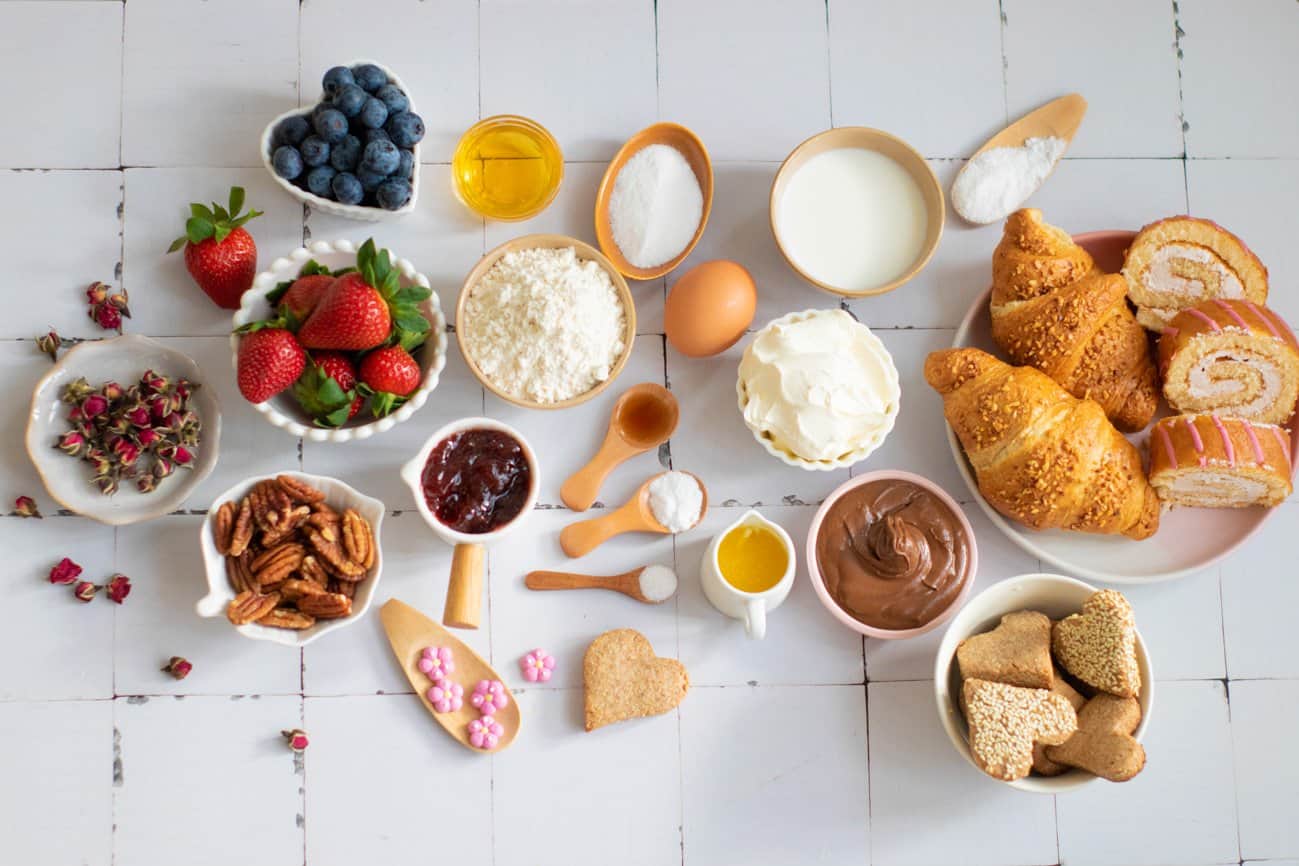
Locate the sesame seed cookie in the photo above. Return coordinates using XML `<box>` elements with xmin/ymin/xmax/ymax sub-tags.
<box><xmin>1052</xmin><ymin>590</ymin><xmax>1141</xmax><ymax>698</ymax></box>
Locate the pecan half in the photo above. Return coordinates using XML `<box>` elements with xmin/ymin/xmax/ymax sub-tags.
<box><xmin>276</xmin><ymin>474</ymin><xmax>326</xmax><ymax>505</ymax></box>
<box><xmin>226</xmin><ymin>551</ymin><xmax>256</xmax><ymax>594</ymax></box>
<box><xmin>251</xmin><ymin>542</ymin><xmax>305</xmax><ymax>587</ymax></box>
<box><xmin>261</xmin><ymin>505</ymin><xmax>311</xmax><ymax>547</ymax></box>
<box><xmin>227</xmin><ymin>591</ymin><xmax>281</xmax><ymax>625</ymax></box>
<box><xmin>297</xmin><ymin>592</ymin><xmax>352</xmax><ymax>619</ymax></box>
<box><xmin>257</xmin><ymin>607</ymin><xmax>316</xmax><ymax>630</ymax></box>
<box><xmin>212</xmin><ymin>500</ymin><xmax>236</xmax><ymax>555</ymax></box>
<box><xmin>279</xmin><ymin>577</ymin><xmax>328</xmax><ymax>602</ymax></box>
<box><xmin>299</xmin><ymin>555</ymin><xmax>330</xmax><ymax>588</ymax></box>
<box><xmin>310</xmin><ymin>500</ymin><xmax>339</xmax><ymax>520</ymax></box>
<box><xmin>341</xmin><ymin>509</ymin><xmax>376</xmax><ymax>570</ymax></box>
<box><xmin>227</xmin><ymin>497</ymin><xmax>254</xmax><ymax>557</ymax></box>
<box><xmin>249</xmin><ymin>480</ymin><xmax>293</xmax><ymax>531</ymax></box>
<box><xmin>330</xmin><ymin>578</ymin><xmax>356</xmax><ymax>599</ymax></box>
<box><xmin>305</xmin><ymin>527</ymin><xmax>366</xmax><ymax>579</ymax></box>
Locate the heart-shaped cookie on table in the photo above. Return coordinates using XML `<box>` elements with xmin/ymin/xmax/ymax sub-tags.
<box><xmin>1052</xmin><ymin>589</ymin><xmax>1141</xmax><ymax>698</ymax></box>
<box><xmin>583</xmin><ymin>629</ymin><xmax>689</xmax><ymax>732</ymax></box>
<box><xmin>961</xmin><ymin>678</ymin><xmax>1078</xmax><ymax>781</ymax></box>
<box><xmin>956</xmin><ymin>610</ymin><xmax>1053</xmax><ymax>689</ymax></box>
<box><xmin>1045</xmin><ymin>693</ymin><xmax>1146</xmax><ymax>782</ymax></box>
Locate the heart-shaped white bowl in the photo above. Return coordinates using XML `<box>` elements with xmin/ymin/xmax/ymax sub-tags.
<box><xmin>195</xmin><ymin>471</ymin><xmax>384</xmax><ymax>647</ymax></box>
<box><xmin>260</xmin><ymin>59</ymin><xmax>420</xmax><ymax>221</ymax></box>
<box><xmin>231</xmin><ymin>238</ymin><xmax>447</xmax><ymax>443</ymax></box>
<box><xmin>25</xmin><ymin>335</ymin><xmax>221</xmax><ymax>525</ymax></box>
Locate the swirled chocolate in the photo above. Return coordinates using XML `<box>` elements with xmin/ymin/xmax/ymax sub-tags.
<box><xmin>816</xmin><ymin>479</ymin><xmax>972</xmax><ymax>630</ymax></box>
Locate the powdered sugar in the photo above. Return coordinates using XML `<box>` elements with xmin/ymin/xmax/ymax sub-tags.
<box><xmin>647</xmin><ymin>471</ymin><xmax>703</xmax><ymax>533</ymax></box>
<box><xmin>951</xmin><ymin>136</ymin><xmax>1066</xmax><ymax>225</ymax></box>
<box><xmin>608</xmin><ymin>144</ymin><xmax>703</xmax><ymax>269</ymax></box>
<box><xmin>461</xmin><ymin>246</ymin><xmax>626</xmax><ymax>404</ymax></box>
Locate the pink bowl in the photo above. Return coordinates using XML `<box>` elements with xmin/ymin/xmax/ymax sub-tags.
<box><xmin>805</xmin><ymin>470</ymin><xmax>979</xmax><ymax>639</ymax></box>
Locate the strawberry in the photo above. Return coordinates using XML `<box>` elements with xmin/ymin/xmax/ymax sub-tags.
<box><xmin>292</xmin><ymin>351</ymin><xmax>363</xmax><ymax>427</ymax></box>
<box><xmin>296</xmin><ymin>239</ymin><xmax>432</xmax><ymax>352</ymax></box>
<box><xmin>236</xmin><ymin>328</ymin><xmax>306</xmax><ymax>404</ymax></box>
<box><xmin>278</xmin><ymin>274</ymin><xmax>336</xmax><ymax>321</ymax></box>
<box><xmin>167</xmin><ymin>187</ymin><xmax>263</xmax><ymax>310</ymax></box>
<box><xmin>358</xmin><ymin>345</ymin><xmax>422</xmax><ymax>417</ymax></box>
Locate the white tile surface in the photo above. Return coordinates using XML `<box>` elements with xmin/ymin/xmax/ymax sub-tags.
<box><xmin>1003</xmin><ymin>0</ymin><xmax>1183</xmax><ymax>158</ymax></box>
<box><xmin>1026</xmin><ymin>157</ymin><xmax>1189</xmax><ymax>231</ymax></box>
<box><xmin>122</xmin><ymin>0</ymin><xmax>299</xmax><ymax>167</ymax></box>
<box><xmin>1123</xmin><ymin>564</ymin><xmax>1225</xmax><ymax>681</ymax></box>
<box><xmin>0</xmin><ymin>170</ymin><xmax>123</xmax><ymax>339</ymax></box>
<box><xmin>1055</xmin><ymin>680</ymin><xmax>1239</xmax><ymax>866</ymax></box>
<box><xmin>0</xmin><ymin>700</ymin><xmax>112</xmax><ymax>866</ymax></box>
<box><xmin>300</xmin><ymin>0</ymin><xmax>479</xmax><ymax>163</ymax></box>
<box><xmin>480</xmin><ymin>0</ymin><xmax>657</xmax><ymax>162</ymax></box>
<box><xmin>1232</xmin><ymin>679</ymin><xmax>1299</xmax><ymax>861</ymax></box>
<box><xmin>1</xmin><ymin>342</ymin><xmax>57</xmax><ymax>499</ymax></box>
<box><xmin>114</xmin><ymin>694</ymin><xmax>303</xmax><ymax>866</ymax></box>
<box><xmin>658</xmin><ymin>0</ymin><xmax>832</xmax><ymax>161</ymax></box>
<box><xmin>828</xmin><ymin>0</ymin><xmax>1005</xmax><ymax>158</ymax></box>
<box><xmin>1180</xmin><ymin>0</ymin><xmax>1299</xmax><ymax>158</ymax></box>
<box><xmin>680</xmin><ymin>685</ymin><xmax>868</xmax><ymax>866</ymax></box>
<box><xmin>0</xmin><ymin>2</ymin><xmax>122</xmax><ymax>169</ymax></box>
<box><xmin>304</xmin><ymin>694</ymin><xmax>493</xmax><ymax>866</ymax></box>
<box><xmin>867</xmin><ymin>680</ymin><xmax>1059</xmax><ymax>866</ymax></box>
<box><xmin>1221</xmin><ymin>507</ymin><xmax>1299</xmax><ymax>680</ymax></box>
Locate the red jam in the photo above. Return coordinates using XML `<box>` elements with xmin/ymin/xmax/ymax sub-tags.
<box><xmin>421</xmin><ymin>428</ymin><xmax>531</xmax><ymax>534</ymax></box>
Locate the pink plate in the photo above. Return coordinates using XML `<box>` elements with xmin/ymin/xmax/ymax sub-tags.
<box><xmin>947</xmin><ymin>230</ymin><xmax>1297</xmax><ymax>584</ymax></box>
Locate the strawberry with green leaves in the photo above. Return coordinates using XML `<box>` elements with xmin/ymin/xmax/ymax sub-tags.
<box><xmin>296</xmin><ymin>239</ymin><xmax>431</xmax><ymax>351</ymax></box>
<box><xmin>168</xmin><ymin>187</ymin><xmax>263</xmax><ymax>310</ymax></box>
<box><xmin>292</xmin><ymin>351</ymin><xmax>363</xmax><ymax>427</ymax></box>
<box><xmin>236</xmin><ymin>328</ymin><xmax>306</xmax><ymax>404</ymax></box>
<box><xmin>358</xmin><ymin>345</ymin><xmax>421</xmax><ymax>417</ymax></box>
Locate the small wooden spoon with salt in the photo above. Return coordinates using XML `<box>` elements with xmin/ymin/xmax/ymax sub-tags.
<box><xmin>559</xmin><ymin>471</ymin><xmax>707</xmax><ymax>558</ymax></box>
<box><xmin>525</xmin><ymin>564</ymin><xmax>679</xmax><ymax>604</ymax></box>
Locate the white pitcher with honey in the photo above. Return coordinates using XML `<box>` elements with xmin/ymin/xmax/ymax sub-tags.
<box><xmin>700</xmin><ymin>510</ymin><xmax>795</xmax><ymax>640</ymax></box>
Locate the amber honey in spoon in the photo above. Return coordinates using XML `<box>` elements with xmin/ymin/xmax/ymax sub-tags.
<box><xmin>560</xmin><ymin>383</ymin><xmax>679</xmax><ymax>511</ymax></box>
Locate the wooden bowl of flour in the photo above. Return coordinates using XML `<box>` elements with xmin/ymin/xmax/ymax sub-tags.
<box><xmin>456</xmin><ymin>234</ymin><xmax>636</xmax><ymax>411</ymax></box>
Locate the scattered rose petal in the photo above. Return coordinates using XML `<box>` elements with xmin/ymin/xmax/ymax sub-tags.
<box><xmin>49</xmin><ymin>558</ymin><xmax>82</xmax><ymax>585</ymax></box>
<box><xmin>106</xmin><ymin>574</ymin><xmax>132</xmax><ymax>604</ymax></box>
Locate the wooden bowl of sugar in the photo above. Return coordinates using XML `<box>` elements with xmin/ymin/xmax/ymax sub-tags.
<box><xmin>595</xmin><ymin>122</ymin><xmax>714</xmax><ymax>281</ymax></box>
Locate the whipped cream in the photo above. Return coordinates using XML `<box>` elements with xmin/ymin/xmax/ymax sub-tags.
<box><xmin>738</xmin><ymin>309</ymin><xmax>900</xmax><ymax>463</ymax></box>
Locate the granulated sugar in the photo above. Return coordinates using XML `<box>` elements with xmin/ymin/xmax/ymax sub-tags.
<box><xmin>647</xmin><ymin>471</ymin><xmax>703</xmax><ymax>533</ymax></box>
<box><xmin>608</xmin><ymin>144</ymin><xmax>703</xmax><ymax>269</ymax></box>
<box><xmin>951</xmin><ymin>136</ymin><xmax>1066</xmax><ymax>225</ymax></box>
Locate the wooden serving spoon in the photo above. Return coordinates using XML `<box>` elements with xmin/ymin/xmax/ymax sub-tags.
<box><xmin>525</xmin><ymin>564</ymin><xmax>679</xmax><ymax>604</ymax></box>
<box><xmin>559</xmin><ymin>471</ymin><xmax>708</xmax><ymax>558</ymax></box>
<box><xmin>380</xmin><ymin>599</ymin><xmax>520</xmax><ymax>753</ymax></box>
<box><xmin>952</xmin><ymin>93</ymin><xmax>1087</xmax><ymax>224</ymax></box>
<box><xmin>561</xmin><ymin>383</ymin><xmax>679</xmax><ymax>512</ymax></box>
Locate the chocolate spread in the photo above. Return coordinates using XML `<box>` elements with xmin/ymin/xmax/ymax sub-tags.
<box><xmin>816</xmin><ymin>479</ymin><xmax>972</xmax><ymax>630</ymax></box>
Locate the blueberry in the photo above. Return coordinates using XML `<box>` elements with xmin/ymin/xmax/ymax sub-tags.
<box><xmin>312</xmin><ymin>108</ymin><xmax>349</xmax><ymax>144</ymax></box>
<box><xmin>271</xmin><ymin>145</ymin><xmax>304</xmax><ymax>181</ymax></box>
<box><xmin>360</xmin><ymin>139</ymin><xmax>400</xmax><ymax>175</ymax></box>
<box><xmin>331</xmin><ymin>172</ymin><xmax>364</xmax><ymax>206</ymax></box>
<box><xmin>374</xmin><ymin>83</ymin><xmax>409</xmax><ymax>115</ymax></box>
<box><xmin>363</xmin><ymin>128</ymin><xmax>391</xmax><ymax>145</ymax></box>
<box><xmin>333</xmin><ymin>84</ymin><xmax>367</xmax><ymax>119</ymax></box>
<box><xmin>305</xmin><ymin>165</ymin><xmax>337</xmax><ymax>198</ymax></box>
<box><xmin>357</xmin><ymin>167</ymin><xmax>387</xmax><ymax>192</ymax></box>
<box><xmin>397</xmin><ymin>148</ymin><xmax>415</xmax><ymax>179</ymax></box>
<box><xmin>376</xmin><ymin>177</ymin><xmax>413</xmax><ymax>211</ymax></box>
<box><xmin>299</xmin><ymin>135</ymin><xmax>331</xmax><ymax>167</ymax></box>
<box><xmin>329</xmin><ymin>134</ymin><xmax>362</xmax><ymax>172</ymax></box>
<box><xmin>274</xmin><ymin>114</ymin><xmax>310</xmax><ymax>147</ymax></box>
<box><xmin>321</xmin><ymin>66</ymin><xmax>356</xmax><ymax>98</ymax></box>
<box><xmin>359</xmin><ymin>97</ymin><xmax>389</xmax><ymax>130</ymax></box>
<box><xmin>352</xmin><ymin>63</ymin><xmax>388</xmax><ymax>93</ymax></box>
<box><xmin>385</xmin><ymin>111</ymin><xmax>425</xmax><ymax>147</ymax></box>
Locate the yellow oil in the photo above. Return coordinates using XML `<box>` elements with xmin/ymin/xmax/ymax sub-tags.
<box><xmin>717</xmin><ymin>524</ymin><xmax>788</xmax><ymax>593</ymax></box>
<box><xmin>452</xmin><ymin>116</ymin><xmax>563</xmax><ymax>220</ymax></box>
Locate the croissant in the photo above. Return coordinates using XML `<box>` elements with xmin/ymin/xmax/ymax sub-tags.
<box><xmin>924</xmin><ymin>348</ymin><xmax>1161</xmax><ymax>540</ymax></box>
<box><xmin>990</xmin><ymin>209</ymin><xmax>1159</xmax><ymax>432</ymax></box>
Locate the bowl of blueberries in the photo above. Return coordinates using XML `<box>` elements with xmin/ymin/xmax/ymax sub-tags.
<box><xmin>262</xmin><ymin>60</ymin><xmax>425</xmax><ymax>220</ymax></box>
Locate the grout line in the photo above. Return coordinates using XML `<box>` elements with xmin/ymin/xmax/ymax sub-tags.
<box><xmin>997</xmin><ymin>0</ymin><xmax>1010</xmax><ymax>126</ymax></box>
<box><xmin>1172</xmin><ymin>0</ymin><xmax>1189</xmax><ymax>158</ymax></box>
<box><xmin>653</xmin><ymin>0</ymin><xmax>662</xmax><ymax>122</ymax></box>
<box><xmin>823</xmin><ymin>0</ymin><xmax>834</xmax><ymax>127</ymax></box>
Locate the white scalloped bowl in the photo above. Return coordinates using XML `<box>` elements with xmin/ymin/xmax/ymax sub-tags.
<box><xmin>195</xmin><ymin>471</ymin><xmax>384</xmax><ymax>647</ymax></box>
<box><xmin>735</xmin><ymin>309</ymin><xmax>900</xmax><ymax>470</ymax></box>
<box><xmin>231</xmin><ymin>239</ymin><xmax>446</xmax><ymax>442</ymax></box>
<box><xmin>260</xmin><ymin>59</ymin><xmax>420</xmax><ymax>221</ymax></box>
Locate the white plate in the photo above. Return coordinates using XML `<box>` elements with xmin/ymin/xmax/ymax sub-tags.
<box><xmin>25</xmin><ymin>335</ymin><xmax>221</xmax><ymax>525</ymax></box>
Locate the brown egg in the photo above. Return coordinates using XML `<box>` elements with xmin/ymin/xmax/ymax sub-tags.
<box><xmin>664</xmin><ymin>260</ymin><xmax>756</xmax><ymax>357</ymax></box>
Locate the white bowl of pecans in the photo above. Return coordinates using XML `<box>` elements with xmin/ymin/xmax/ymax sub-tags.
<box><xmin>196</xmin><ymin>471</ymin><xmax>384</xmax><ymax>646</ymax></box>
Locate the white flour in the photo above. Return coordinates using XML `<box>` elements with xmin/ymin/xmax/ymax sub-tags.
<box><xmin>951</xmin><ymin>136</ymin><xmax>1066</xmax><ymax>225</ymax></box>
<box><xmin>462</xmin><ymin>246</ymin><xmax>626</xmax><ymax>404</ymax></box>
<box><xmin>608</xmin><ymin>144</ymin><xmax>703</xmax><ymax>269</ymax></box>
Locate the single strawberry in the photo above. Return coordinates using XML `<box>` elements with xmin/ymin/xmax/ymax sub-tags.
<box><xmin>167</xmin><ymin>186</ymin><xmax>263</xmax><ymax>310</ymax></box>
<box><xmin>358</xmin><ymin>345</ymin><xmax>422</xmax><ymax>417</ymax></box>
<box><xmin>278</xmin><ymin>274</ymin><xmax>336</xmax><ymax>321</ymax></box>
<box><xmin>236</xmin><ymin>328</ymin><xmax>306</xmax><ymax>403</ymax></box>
<box><xmin>292</xmin><ymin>351</ymin><xmax>363</xmax><ymax>427</ymax></box>
<box><xmin>296</xmin><ymin>239</ymin><xmax>432</xmax><ymax>351</ymax></box>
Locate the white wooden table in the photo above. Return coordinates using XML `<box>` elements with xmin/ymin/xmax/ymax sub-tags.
<box><xmin>1</xmin><ymin>2</ymin><xmax>1296</xmax><ymax>864</ymax></box>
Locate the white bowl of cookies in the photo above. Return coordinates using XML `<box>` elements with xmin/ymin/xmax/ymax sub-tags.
<box><xmin>933</xmin><ymin>573</ymin><xmax>1153</xmax><ymax>793</ymax></box>
<box><xmin>195</xmin><ymin>471</ymin><xmax>384</xmax><ymax>647</ymax></box>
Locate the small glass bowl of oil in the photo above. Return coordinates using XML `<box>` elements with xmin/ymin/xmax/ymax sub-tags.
<box><xmin>451</xmin><ymin>115</ymin><xmax>563</xmax><ymax>221</ymax></box>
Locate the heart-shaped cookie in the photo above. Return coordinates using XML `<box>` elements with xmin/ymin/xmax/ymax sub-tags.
<box><xmin>1052</xmin><ymin>590</ymin><xmax>1141</xmax><ymax>698</ymax></box>
<box><xmin>1032</xmin><ymin>669</ymin><xmax>1087</xmax><ymax>776</ymax></box>
<box><xmin>956</xmin><ymin>610</ymin><xmax>1053</xmax><ymax>689</ymax></box>
<box><xmin>961</xmin><ymin>678</ymin><xmax>1077</xmax><ymax>781</ymax></box>
<box><xmin>583</xmin><ymin>629</ymin><xmax>689</xmax><ymax>732</ymax></box>
<box><xmin>1045</xmin><ymin>693</ymin><xmax>1145</xmax><ymax>781</ymax></box>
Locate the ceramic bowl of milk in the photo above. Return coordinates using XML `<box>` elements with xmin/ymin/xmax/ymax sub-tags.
<box><xmin>770</xmin><ymin>127</ymin><xmax>944</xmax><ymax>297</ymax></box>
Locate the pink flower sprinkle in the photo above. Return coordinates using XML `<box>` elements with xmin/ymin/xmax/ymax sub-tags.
<box><xmin>471</xmin><ymin>679</ymin><xmax>508</xmax><ymax>714</ymax></box>
<box><xmin>520</xmin><ymin>649</ymin><xmax>556</xmax><ymax>683</ymax></box>
<box><xmin>427</xmin><ymin>681</ymin><xmax>463</xmax><ymax>713</ymax></box>
<box><xmin>417</xmin><ymin>646</ymin><xmax>454</xmax><ymax>682</ymax></box>
<box><xmin>468</xmin><ymin>716</ymin><xmax>504</xmax><ymax>750</ymax></box>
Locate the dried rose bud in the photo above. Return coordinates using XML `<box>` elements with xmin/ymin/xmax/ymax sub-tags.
<box><xmin>281</xmin><ymin>729</ymin><xmax>309</xmax><ymax>753</ymax></box>
<box><xmin>137</xmin><ymin>427</ymin><xmax>160</xmax><ymax>448</ymax></box>
<box><xmin>108</xmin><ymin>289</ymin><xmax>130</xmax><ymax>317</ymax></box>
<box><xmin>125</xmin><ymin>406</ymin><xmax>150</xmax><ymax>428</ymax></box>
<box><xmin>49</xmin><ymin>558</ymin><xmax>82</xmax><ymax>585</ymax></box>
<box><xmin>175</xmin><ymin>379</ymin><xmax>194</xmax><ymax>399</ymax></box>
<box><xmin>86</xmin><ymin>282</ymin><xmax>110</xmax><ymax>306</ymax></box>
<box><xmin>112</xmin><ymin>439</ymin><xmax>141</xmax><ymax>466</ymax></box>
<box><xmin>172</xmin><ymin>445</ymin><xmax>194</xmax><ymax>467</ymax></box>
<box><xmin>106</xmin><ymin>574</ymin><xmax>131</xmax><ymax>604</ymax></box>
<box><xmin>101</xmin><ymin>382</ymin><xmax>125</xmax><ymax>402</ymax></box>
<box><xmin>56</xmin><ymin>430</ymin><xmax>87</xmax><ymax>457</ymax></box>
<box><xmin>72</xmin><ymin>580</ymin><xmax>98</xmax><ymax>602</ymax></box>
<box><xmin>14</xmin><ymin>496</ymin><xmax>41</xmax><ymax>518</ymax></box>
<box><xmin>140</xmin><ymin>370</ymin><xmax>167</xmax><ymax>393</ymax></box>
<box><xmin>92</xmin><ymin>303</ymin><xmax>122</xmax><ymax>333</ymax></box>
<box><xmin>152</xmin><ymin>457</ymin><xmax>175</xmax><ymax>480</ymax></box>
<box><xmin>81</xmin><ymin>394</ymin><xmax>109</xmax><ymax>418</ymax></box>
<box><xmin>62</xmin><ymin>378</ymin><xmax>93</xmax><ymax>404</ymax></box>
<box><xmin>162</xmin><ymin>657</ymin><xmax>192</xmax><ymax>680</ymax></box>
<box><xmin>95</xmin><ymin>475</ymin><xmax>119</xmax><ymax>496</ymax></box>
<box><xmin>35</xmin><ymin>331</ymin><xmax>62</xmax><ymax>362</ymax></box>
<box><xmin>135</xmin><ymin>474</ymin><xmax>157</xmax><ymax>493</ymax></box>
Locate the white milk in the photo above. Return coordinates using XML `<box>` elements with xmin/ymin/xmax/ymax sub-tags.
<box><xmin>776</xmin><ymin>147</ymin><xmax>929</xmax><ymax>292</ymax></box>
